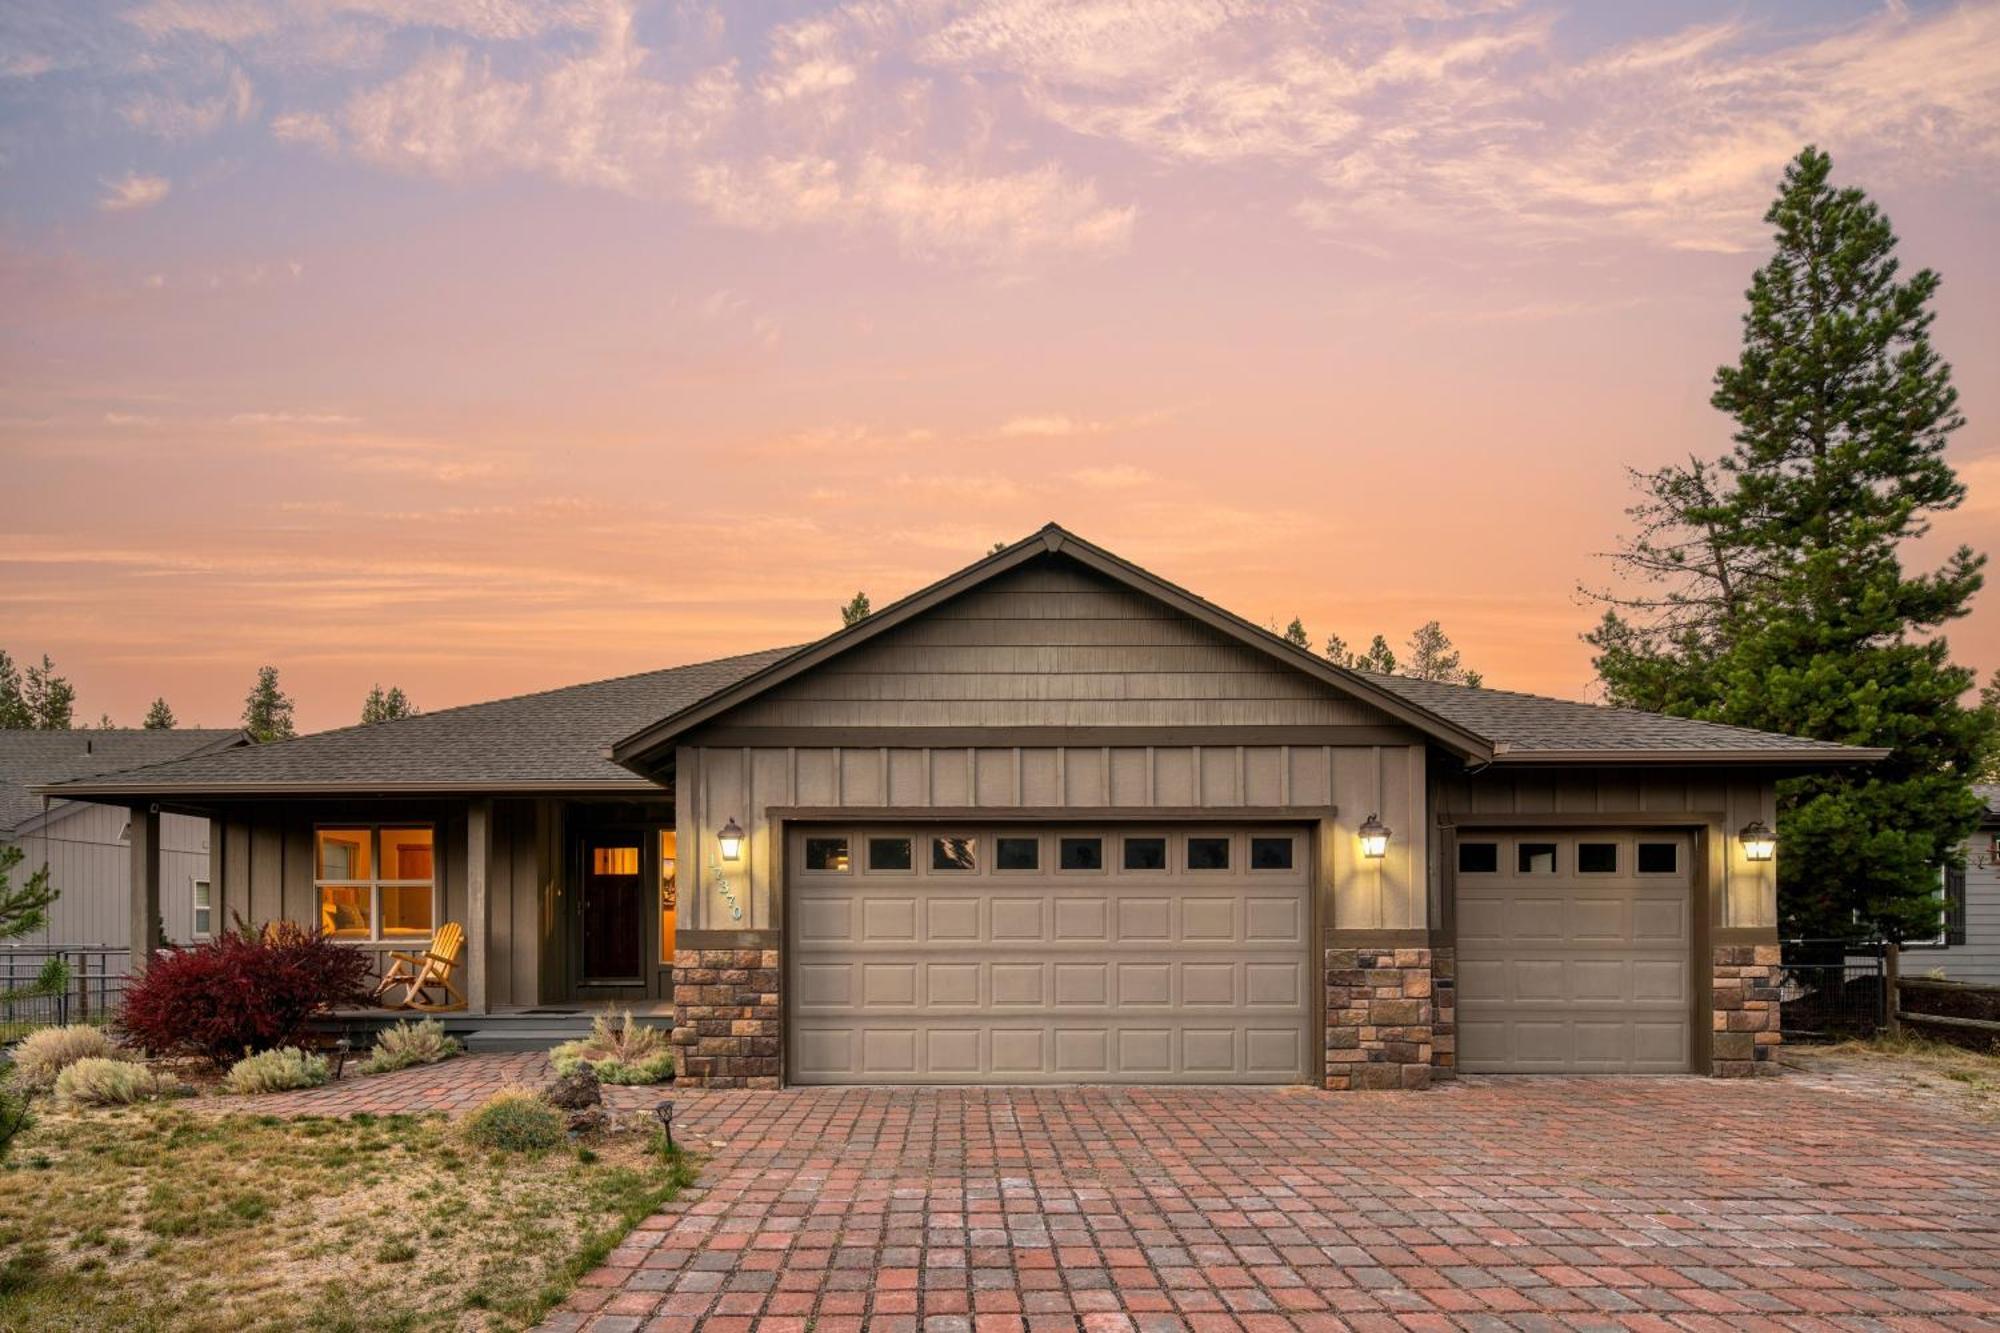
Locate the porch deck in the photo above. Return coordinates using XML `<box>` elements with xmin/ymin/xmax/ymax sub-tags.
<box><xmin>311</xmin><ymin>998</ymin><xmax>674</xmax><ymax>1053</ymax></box>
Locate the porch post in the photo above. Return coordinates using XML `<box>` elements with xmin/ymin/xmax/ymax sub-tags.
<box><xmin>128</xmin><ymin>804</ymin><xmax>162</xmax><ymax>975</ymax></box>
<box><xmin>467</xmin><ymin>799</ymin><xmax>491</xmax><ymax>1015</ymax></box>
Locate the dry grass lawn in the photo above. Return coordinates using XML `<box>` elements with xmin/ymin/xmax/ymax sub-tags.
<box><xmin>0</xmin><ymin>1104</ymin><xmax>695</xmax><ymax>1332</ymax></box>
<box><xmin>1796</xmin><ymin>1032</ymin><xmax>2000</xmax><ymax>1119</ymax></box>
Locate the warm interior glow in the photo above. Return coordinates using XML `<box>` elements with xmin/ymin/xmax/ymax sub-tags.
<box><xmin>315</xmin><ymin>825</ymin><xmax>434</xmax><ymax>941</ymax></box>
<box><xmin>317</xmin><ymin>829</ymin><xmax>370</xmax><ymax>881</ymax></box>
<box><xmin>381</xmin><ymin>826</ymin><xmax>435</xmax><ymax>880</ymax></box>
<box><xmin>659</xmin><ymin>830</ymin><xmax>678</xmax><ymax>966</ymax></box>
<box><xmin>593</xmin><ymin>846</ymin><xmax>639</xmax><ymax>875</ymax></box>
<box><xmin>318</xmin><ymin>884</ymin><xmax>370</xmax><ymax>938</ymax></box>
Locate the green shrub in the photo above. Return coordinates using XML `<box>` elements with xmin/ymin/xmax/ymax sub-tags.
<box><xmin>461</xmin><ymin>1089</ymin><xmax>564</xmax><ymax>1152</ymax></box>
<box><xmin>11</xmin><ymin>1025</ymin><xmax>118</xmax><ymax>1091</ymax></box>
<box><xmin>54</xmin><ymin>1058</ymin><xmax>186</xmax><ymax>1107</ymax></box>
<box><xmin>549</xmin><ymin>1011</ymin><xmax>674</xmax><ymax>1085</ymax></box>
<box><xmin>358</xmin><ymin>1019</ymin><xmax>462</xmax><ymax>1075</ymax></box>
<box><xmin>223</xmin><ymin>1047</ymin><xmax>329</xmax><ymax>1095</ymax></box>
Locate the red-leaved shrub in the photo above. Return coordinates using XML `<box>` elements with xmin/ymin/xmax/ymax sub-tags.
<box><xmin>120</xmin><ymin>920</ymin><xmax>372</xmax><ymax>1066</ymax></box>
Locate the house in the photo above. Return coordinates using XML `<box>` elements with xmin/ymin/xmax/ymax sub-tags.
<box><xmin>1</xmin><ymin>728</ymin><xmax>246</xmax><ymax>964</ymax></box>
<box><xmin>46</xmin><ymin>526</ymin><xmax>1883</xmax><ymax>1088</ymax></box>
<box><xmin>1903</xmin><ymin>784</ymin><xmax>2000</xmax><ymax>984</ymax></box>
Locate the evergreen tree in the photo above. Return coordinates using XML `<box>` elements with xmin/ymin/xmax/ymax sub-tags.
<box><xmin>1355</xmin><ymin>635</ymin><xmax>1398</xmax><ymax>675</ymax></box>
<box><xmin>361</xmin><ymin>684</ymin><xmax>419</xmax><ymax>724</ymax></box>
<box><xmin>1978</xmin><ymin>671</ymin><xmax>2000</xmax><ymax>784</ymax></box>
<box><xmin>142</xmin><ymin>697</ymin><xmax>177</xmax><ymax>730</ymax></box>
<box><xmin>242</xmin><ymin>666</ymin><xmax>297</xmax><ymax>743</ymax></box>
<box><xmin>840</xmin><ymin>591</ymin><xmax>871</xmax><ymax>627</ymax></box>
<box><xmin>1324</xmin><ymin>632</ymin><xmax>1352</xmax><ymax>667</ymax></box>
<box><xmin>0</xmin><ymin>844</ymin><xmax>66</xmax><ymax>1158</ymax></box>
<box><xmin>1281</xmin><ymin>617</ymin><xmax>1310</xmax><ymax>649</ymax></box>
<box><xmin>18</xmin><ymin>655</ymin><xmax>73</xmax><ymax>730</ymax></box>
<box><xmin>1404</xmin><ymin>621</ymin><xmax>1483</xmax><ymax>687</ymax></box>
<box><xmin>0</xmin><ymin>652</ymin><xmax>26</xmax><ymax>729</ymax></box>
<box><xmin>1589</xmin><ymin>147</ymin><xmax>1991</xmax><ymax>942</ymax></box>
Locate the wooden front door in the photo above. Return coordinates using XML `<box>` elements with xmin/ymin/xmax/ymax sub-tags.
<box><xmin>580</xmin><ymin>836</ymin><xmax>645</xmax><ymax>985</ymax></box>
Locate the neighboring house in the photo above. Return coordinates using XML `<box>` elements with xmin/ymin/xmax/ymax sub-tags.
<box><xmin>1</xmin><ymin>729</ymin><xmax>247</xmax><ymax>961</ymax></box>
<box><xmin>1904</xmin><ymin>784</ymin><xmax>2000</xmax><ymax>984</ymax></box>
<box><xmin>48</xmin><ymin>526</ymin><xmax>1882</xmax><ymax>1089</ymax></box>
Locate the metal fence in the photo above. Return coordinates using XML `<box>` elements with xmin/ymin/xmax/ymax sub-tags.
<box><xmin>0</xmin><ymin>947</ymin><xmax>129</xmax><ymax>1036</ymax></box>
<box><xmin>1776</xmin><ymin>939</ymin><xmax>1886</xmax><ymax>1041</ymax></box>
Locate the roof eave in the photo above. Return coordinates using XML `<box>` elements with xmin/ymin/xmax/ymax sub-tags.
<box><xmin>609</xmin><ymin>524</ymin><xmax>1495</xmax><ymax>769</ymax></box>
<box><xmin>1483</xmin><ymin>746</ymin><xmax>1890</xmax><ymax>766</ymax></box>
<box><xmin>31</xmin><ymin>778</ymin><xmax>668</xmax><ymax>800</ymax></box>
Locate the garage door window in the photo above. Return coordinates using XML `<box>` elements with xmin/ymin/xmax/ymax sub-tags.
<box><xmin>1518</xmin><ymin>842</ymin><xmax>1558</xmax><ymax>874</ymax></box>
<box><xmin>996</xmin><ymin>837</ymin><xmax>1039</xmax><ymax>871</ymax></box>
<box><xmin>1059</xmin><ymin>836</ymin><xmax>1104</xmax><ymax>871</ymax></box>
<box><xmin>804</xmin><ymin>837</ymin><xmax>850</xmax><ymax>872</ymax></box>
<box><xmin>931</xmin><ymin>836</ymin><xmax>978</xmax><ymax>871</ymax></box>
<box><xmin>1457</xmin><ymin>841</ymin><xmax>1499</xmax><ymax>874</ymax></box>
<box><xmin>1122</xmin><ymin>837</ymin><xmax>1166</xmax><ymax>870</ymax></box>
<box><xmin>1250</xmin><ymin>837</ymin><xmax>1293</xmax><ymax>870</ymax></box>
<box><xmin>1637</xmin><ymin>842</ymin><xmax>1679</xmax><ymax>874</ymax></box>
<box><xmin>1187</xmin><ymin>837</ymin><xmax>1230</xmax><ymax>870</ymax></box>
<box><xmin>868</xmin><ymin>836</ymin><xmax>913</xmax><ymax>871</ymax></box>
<box><xmin>1577</xmin><ymin>842</ymin><xmax>1618</xmax><ymax>874</ymax></box>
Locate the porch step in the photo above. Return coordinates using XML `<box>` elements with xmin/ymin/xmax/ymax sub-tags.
<box><xmin>308</xmin><ymin>1008</ymin><xmax>673</xmax><ymax>1057</ymax></box>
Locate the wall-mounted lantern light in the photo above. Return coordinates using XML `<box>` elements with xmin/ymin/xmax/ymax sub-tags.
<box><xmin>1358</xmin><ymin>813</ymin><xmax>1391</xmax><ymax>859</ymax></box>
<box><xmin>717</xmin><ymin>817</ymin><xmax>745</xmax><ymax>862</ymax></box>
<box><xmin>1739</xmin><ymin>819</ymin><xmax>1777</xmax><ymax>862</ymax></box>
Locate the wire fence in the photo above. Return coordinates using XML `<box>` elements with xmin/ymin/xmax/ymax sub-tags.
<box><xmin>0</xmin><ymin>947</ymin><xmax>129</xmax><ymax>1040</ymax></box>
<box><xmin>1777</xmin><ymin>940</ymin><xmax>1887</xmax><ymax>1042</ymax></box>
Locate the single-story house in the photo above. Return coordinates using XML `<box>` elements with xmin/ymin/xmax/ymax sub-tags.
<box><xmin>46</xmin><ymin>526</ymin><xmax>1883</xmax><ymax>1088</ymax></box>
<box><xmin>2</xmin><ymin>728</ymin><xmax>245</xmax><ymax>961</ymax></box>
<box><xmin>1903</xmin><ymin>784</ymin><xmax>2000</xmax><ymax>984</ymax></box>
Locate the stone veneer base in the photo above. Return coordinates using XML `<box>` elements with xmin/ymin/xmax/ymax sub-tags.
<box><xmin>1325</xmin><ymin>947</ymin><xmax>1451</xmax><ymax>1090</ymax></box>
<box><xmin>670</xmin><ymin>947</ymin><xmax>781</xmax><ymax>1088</ymax></box>
<box><xmin>1712</xmin><ymin>943</ymin><xmax>1783</xmax><ymax>1077</ymax></box>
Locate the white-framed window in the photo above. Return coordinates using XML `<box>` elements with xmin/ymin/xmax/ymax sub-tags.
<box><xmin>192</xmin><ymin>878</ymin><xmax>212</xmax><ymax>938</ymax></box>
<box><xmin>314</xmin><ymin>825</ymin><xmax>436</xmax><ymax>942</ymax></box>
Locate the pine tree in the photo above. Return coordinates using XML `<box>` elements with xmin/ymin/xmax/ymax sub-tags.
<box><xmin>242</xmin><ymin>666</ymin><xmax>297</xmax><ymax>743</ymax></box>
<box><xmin>0</xmin><ymin>843</ymin><xmax>66</xmax><ymax>1158</ymax></box>
<box><xmin>1356</xmin><ymin>635</ymin><xmax>1398</xmax><ymax>675</ymax></box>
<box><xmin>142</xmin><ymin>697</ymin><xmax>176</xmax><ymax>730</ymax></box>
<box><xmin>361</xmin><ymin>684</ymin><xmax>419</xmax><ymax>724</ymax></box>
<box><xmin>1324</xmin><ymin>633</ymin><xmax>1352</xmax><ymax>667</ymax></box>
<box><xmin>14</xmin><ymin>655</ymin><xmax>73</xmax><ymax>730</ymax></box>
<box><xmin>1404</xmin><ymin>621</ymin><xmax>1483</xmax><ymax>687</ymax></box>
<box><xmin>1591</xmin><ymin>147</ymin><xmax>1992</xmax><ymax>942</ymax></box>
<box><xmin>840</xmin><ymin>591</ymin><xmax>871</xmax><ymax>627</ymax></box>
<box><xmin>0</xmin><ymin>652</ymin><xmax>26</xmax><ymax>729</ymax></box>
<box><xmin>1977</xmin><ymin>671</ymin><xmax>2000</xmax><ymax>784</ymax></box>
<box><xmin>1281</xmin><ymin>617</ymin><xmax>1310</xmax><ymax>649</ymax></box>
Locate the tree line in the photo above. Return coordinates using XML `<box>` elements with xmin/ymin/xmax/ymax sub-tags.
<box><xmin>0</xmin><ymin>652</ymin><xmax>420</xmax><ymax>741</ymax></box>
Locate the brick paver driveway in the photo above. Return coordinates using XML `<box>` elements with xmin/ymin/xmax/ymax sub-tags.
<box><xmin>546</xmin><ymin>1072</ymin><xmax>2000</xmax><ymax>1332</ymax></box>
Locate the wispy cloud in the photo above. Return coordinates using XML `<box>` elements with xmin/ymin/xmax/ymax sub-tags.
<box><xmin>98</xmin><ymin>172</ymin><xmax>171</xmax><ymax>211</ymax></box>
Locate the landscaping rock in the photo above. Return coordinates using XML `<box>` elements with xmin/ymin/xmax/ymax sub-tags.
<box><xmin>545</xmin><ymin>1063</ymin><xmax>602</xmax><ymax>1110</ymax></box>
<box><xmin>563</xmin><ymin>1106</ymin><xmax>609</xmax><ymax>1135</ymax></box>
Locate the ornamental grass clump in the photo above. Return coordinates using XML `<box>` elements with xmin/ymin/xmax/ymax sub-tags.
<box><xmin>223</xmin><ymin>1047</ymin><xmax>329</xmax><ymax>1095</ymax></box>
<box><xmin>54</xmin><ymin>1057</ymin><xmax>186</xmax><ymax>1107</ymax></box>
<box><xmin>549</xmin><ymin>1010</ymin><xmax>674</xmax><ymax>1086</ymax></box>
<box><xmin>358</xmin><ymin>1019</ymin><xmax>462</xmax><ymax>1075</ymax></box>
<box><xmin>462</xmin><ymin>1088</ymin><xmax>565</xmax><ymax>1153</ymax></box>
<box><xmin>11</xmin><ymin>1025</ymin><xmax>117</xmax><ymax>1091</ymax></box>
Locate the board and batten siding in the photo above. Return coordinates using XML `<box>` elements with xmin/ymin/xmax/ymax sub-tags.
<box><xmin>208</xmin><ymin>800</ymin><xmax>553</xmax><ymax>1008</ymax></box>
<box><xmin>4</xmin><ymin>803</ymin><xmax>209</xmax><ymax>952</ymax></box>
<box><xmin>1431</xmin><ymin>768</ymin><xmax>1780</xmax><ymax>931</ymax></box>
<box><xmin>676</xmin><ymin>742</ymin><xmax>1428</xmax><ymax>934</ymax></box>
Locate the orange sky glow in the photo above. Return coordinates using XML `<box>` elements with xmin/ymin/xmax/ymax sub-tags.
<box><xmin>2</xmin><ymin>0</ymin><xmax>1996</xmax><ymax>732</ymax></box>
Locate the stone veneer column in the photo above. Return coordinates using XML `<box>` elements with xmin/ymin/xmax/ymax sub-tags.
<box><xmin>1325</xmin><ymin>947</ymin><xmax>1439</xmax><ymax>1090</ymax></box>
<box><xmin>1712</xmin><ymin>944</ymin><xmax>1783</xmax><ymax>1076</ymax></box>
<box><xmin>671</xmin><ymin>945</ymin><xmax>781</xmax><ymax>1088</ymax></box>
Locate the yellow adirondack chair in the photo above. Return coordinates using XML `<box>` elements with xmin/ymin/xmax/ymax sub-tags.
<box><xmin>373</xmin><ymin>921</ymin><xmax>467</xmax><ymax>1012</ymax></box>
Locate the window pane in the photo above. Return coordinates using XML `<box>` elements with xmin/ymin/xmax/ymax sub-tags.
<box><xmin>868</xmin><ymin>837</ymin><xmax>913</xmax><ymax>871</ymax></box>
<box><xmin>1637</xmin><ymin>842</ymin><xmax>1679</xmax><ymax>874</ymax></box>
<box><xmin>1250</xmin><ymin>837</ymin><xmax>1293</xmax><ymax>870</ymax></box>
<box><xmin>1187</xmin><ymin>837</ymin><xmax>1230</xmax><ymax>870</ymax></box>
<box><xmin>380</xmin><ymin>884</ymin><xmax>433</xmax><ymax>939</ymax></box>
<box><xmin>804</xmin><ymin>837</ymin><xmax>850</xmax><ymax>871</ymax></box>
<box><xmin>193</xmin><ymin>880</ymin><xmax>211</xmax><ymax>936</ymax></box>
<box><xmin>1518</xmin><ymin>843</ymin><xmax>1558</xmax><ymax>874</ymax></box>
<box><xmin>996</xmin><ymin>837</ymin><xmax>1039</xmax><ymax>870</ymax></box>
<box><xmin>319</xmin><ymin>885</ymin><xmax>370</xmax><ymax>938</ymax></box>
<box><xmin>1059</xmin><ymin>837</ymin><xmax>1103</xmax><ymax>871</ymax></box>
<box><xmin>592</xmin><ymin>846</ymin><xmax>639</xmax><ymax>875</ymax></box>
<box><xmin>1122</xmin><ymin>837</ymin><xmax>1166</xmax><ymax>871</ymax></box>
<box><xmin>660</xmin><ymin>831</ymin><xmax>678</xmax><ymax>966</ymax></box>
<box><xmin>1577</xmin><ymin>842</ymin><xmax>1618</xmax><ymax>874</ymax></box>
<box><xmin>316</xmin><ymin>829</ymin><xmax>371</xmax><ymax>881</ymax></box>
<box><xmin>932</xmin><ymin>837</ymin><xmax>977</xmax><ymax>871</ymax></box>
<box><xmin>380</xmin><ymin>827</ymin><xmax>434</xmax><ymax>880</ymax></box>
<box><xmin>1457</xmin><ymin>841</ymin><xmax>1499</xmax><ymax>874</ymax></box>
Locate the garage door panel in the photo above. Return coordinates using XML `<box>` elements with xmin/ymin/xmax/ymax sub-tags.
<box><xmin>1457</xmin><ymin>831</ymin><xmax>1693</xmax><ymax>1074</ymax></box>
<box><xmin>792</xmin><ymin>824</ymin><xmax>1311</xmax><ymax>1084</ymax></box>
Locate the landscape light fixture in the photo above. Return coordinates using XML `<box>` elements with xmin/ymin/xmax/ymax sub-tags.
<box><xmin>1358</xmin><ymin>814</ymin><xmax>1391</xmax><ymax>859</ymax></box>
<box><xmin>654</xmin><ymin>1099</ymin><xmax>675</xmax><ymax>1152</ymax></box>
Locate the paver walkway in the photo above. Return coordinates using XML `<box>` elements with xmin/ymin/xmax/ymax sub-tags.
<box><xmin>193</xmin><ymin>1051</ymin><xmax>666</xmax><ymax>1117</ymax></box>
<box><xmin>543</xmin><ymin>1069</ymin><xmax>2000</xmax><ymax>1332</ymax></box>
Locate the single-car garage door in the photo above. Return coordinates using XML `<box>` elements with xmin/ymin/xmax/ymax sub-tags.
<box><xmin>1455</xmin><ymin>830</ymin><xmax>1693</xmax><ymax>1073</ymax></box>
<box><xmin>789</xmin><ymin>825</ymin><xmax>1313</xmax><ymax>1085</ymax></box>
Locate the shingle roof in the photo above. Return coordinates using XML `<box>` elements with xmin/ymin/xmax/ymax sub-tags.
<box><xmin>1360</xmin><ymin>673</ymin><xmax>1877</xmax><ymax>761</ymax></box>
<box><xmin>1</xmin><ymin>729</ymin><xmax>243</xmax><ymax>830</ymax></box>
<box><xmin>39</xmin><ymin>650</ymin><xmax>796</xmax><ymax>798</ymax></box>
<box><xmin>1977</xmin><ymin>784</ymin><xmax>2000</xmax><ymax>822</ymax></box>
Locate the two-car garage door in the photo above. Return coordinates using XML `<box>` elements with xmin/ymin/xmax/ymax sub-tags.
<box><xmin>789</xmin><ymin>825</ymin><xmax>1313</xmax><ymax>1084</ymax></box>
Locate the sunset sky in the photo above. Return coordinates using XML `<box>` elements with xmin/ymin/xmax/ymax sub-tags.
<box><xmin>2</xmin><ymin>0</ymin><xmax>1996</xmax><ymax>733</ymax></box>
